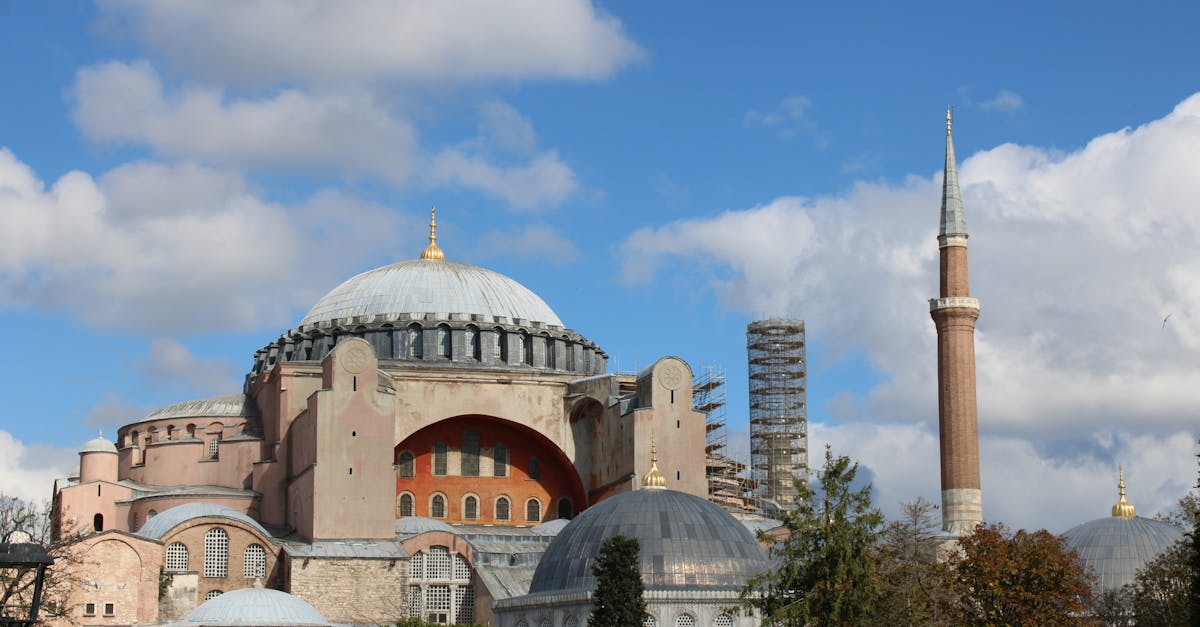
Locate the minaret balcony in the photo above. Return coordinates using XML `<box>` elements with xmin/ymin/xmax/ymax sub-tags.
<box><xmin>929</xmin><ymin>297</ymin><xmax>980</xmax><ymax>313</ymax></box>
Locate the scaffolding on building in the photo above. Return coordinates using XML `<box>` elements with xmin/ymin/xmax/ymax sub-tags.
<box><xmin>694</xmin><ymin>364</ymin><xmax>758</xmax><ymax>513</ymax></box>
<box><xmin>747</xmin><ymin>318</ymin><xmax>808</xmax><ymax>517</ymax></box>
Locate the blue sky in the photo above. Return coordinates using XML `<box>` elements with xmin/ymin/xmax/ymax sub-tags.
<box><xmin>2</xmin><ymin>1</ymin><xmax>1198</xmax><ymax>532</ymax></box>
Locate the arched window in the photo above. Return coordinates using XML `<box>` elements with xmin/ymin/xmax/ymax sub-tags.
<box><xmin>529</xmin><ymin>457</ymin><xmax>540</xmax><ymax>480</ymax></box>
<box><xmin>453</xmin><ymin>553</ymin><xmax>471</xmax><ymax>581</ymax></box>
<box><xmin>493</xmin><ymin>443</ymin><xmax>508</xmax><ymax>477</ymax></box>
<box><xmin>243</xmin><ymin>544</ymin><xmax>266</xmax><ymax>578</ymax></box>
<box><xmin>398</xmin><ymin>493</ymin><xmax>414</xmax><ymax>517</ymax></box>
<box><xmin>433</xmin><ymin>441</ymin><xmax>447</xmax><ymax>476</ymax></box>
<box><xmin>407</xmin><ymin>324</ymin><xmax>423</xmax><ymax>358</ymax></box>
<box><xmin>495</xmin><ymin>497</ymin><xmax>510</xmax><ymax>521</ymax></box>
<box><xmin>93</xmin><ymin>513</ymin><xmax>104</xmax><ymax>532</ymax></box>
<box><xmin>436</xmin><ymin>324</ymin><xmax>451</xmax><ymax>358</ymax></box>
<box><xmin>525</xmin><ymin>498</ymin><xmax>541</xmax><ymax>523</ymax></box>
<box><xmin>461</xmin><ymin>432</ymin><xmax>479</xmax><ymax>477</ymax></box>
<box><xmin>495</xmin><ymin>328</ymin><xmax>507</xmax><ymax>362</ymax></box>
<box><xmin>148</xmin><ymin>509</ymin><xmax>157</xmax><ymax>518</ymax></box>
<box><xmin>465</xmin><ymin>325</ymin><xmax>480</xmax><ymax>360</ymax></box>
<box><xmin>397</xmin><ymin>451</ymin><xmax>415</xmax><ymax>478</ymax></box>
<box><xmin>642</xmin><ymin>615</ymin><xmax>657</xmax><ymax>627</ymax></box>
<box><xmin>521</xmin><ymin>332</ymin><xmax>533</xmax><ymax>365</ymax></box>
<box><xmin>714</xmin><ymin>614</ymin><xmax>735</xmax><ymax>627</ymax></box>
<box><xmin>165</xmin><ymin>542</ymin><xmax>189</xmax><ymax>572</ymax></box>
<box><xmin>203</xmin><ymin>528</ymin><xmax>228</xmax><ymax>578</ymax></box>
<box><xmin>464</xmin><ymin>495</ymin><xmax>478</xmax><ymax>520</ymax></box>
<box><xmin>675</xmin><ymin>613</ymin><xmax>696</xmax><ymax>627</ymax></box>
<box><xmin>431</xmin><ymin>494</ymin><xmax>446</xmax><ymax>518</ymax></box>
<box><xmin>539</xmin><ymin>620</ymin><xmax>551</xmax><ymax>627</ymax></box>
<box><xmin>557</xmin><ymin>497</ymin><xmax>573</xmax><ymax>520</ymax></box>
<box><xmin>205</xmin><ymin>590</ymin><xmax>223</xmax><ymax>601</ymax></box>
<box><xmin>564</xmin><ymin>616</ymin><xmax>579</xmax><ymax>627</ymax></box>
<box><xmin>544</xmin><ymin>336</ymin><xmax>555</xmax><ymax>368</ymax></box>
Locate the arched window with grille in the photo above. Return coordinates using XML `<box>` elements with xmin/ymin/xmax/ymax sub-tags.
<box><xmin>397</xmin><ymin>451</ymin><xmax>415</xmax><ymax>478</ymax></box>
<box><xmin>243</xmin><ymin>544</ymin><xmax>266</xmax><ymax>578</ymax></box>
<box><xmin>431</xmin><ymin>494</ymin><xmax>446</xmax><ymax>518</ymax></box>
<box><xmin>465</xmin><ymin>325</ymin><xmax>480</xmax><ymax>360</ymax></box>
<box><xmin>525</xmin><ymin>498</ymin><xmax>541</xmax><ymax>523</ymax></box>
<box><xmin>521</xmin><ymin>332</ymin><xmax>533</xmax><ymax>365</ymax></box>
<box><xmin>495</xmin><ymin>329</ymin><xmax>507</xmax><ymax>362</ymax></box>
<box><xmin>714</xmin><ymin>614</ymin><xmax>735</xmax><ymax>627</ymax></box>
<box><xmin>407</xmin><ymin>324</ymin><xmax>423</xmax><ymax>358</ymax></box>
<box><xmin>165</xmin><ymin>542</ymin><xmax>189</xmax><ymax>572</ymax></box>
<box><xmin>495</xmin><ymin>496</ymin><xmax>510</xmax><ymax>521</ymax></box>
<box><xmin>564</xmin><ymin>616</ymin><xmax>579</xmax><ymax>627</ymax></box>
<box><xmin>436</xmin><ymin>324</ymin><xmax>451</xmax><ymax>359</ymax></box>
<box><xmin>464</xmin><ymin>495</ymin><xmax>478</xmax><ymax>520</ymax></box>
<box><xmin>675</xmin><ymin>613</ymin><xmax>696</xmax><ymax>627</ymax></box>
<box><xmin>205</xmin><ymin>590</ymin><xmax>223</xmax><ymax>601</ymax></box>
<box><xmin>433</xmin><ymin>441</ymin><xmax>447</xmax><ymax>476</ymax></box>
<box><xmin>493</xmin><ymin>443</ymin><xmax>508</xmax><ymax>477</ymax></box>
<box><xmin>642</xmin><ymin>615</ymin><xmax>657</xmax><ymax>627</ymax></box>
<box><xmin>544</xmin><ymin>336</ymin><xmax>555</xmax><ymax>368</ymax></box>
<box><xmin>398</xmin><ymin>493</ymin><xmax>414</xmax><ymax>517</ymax></box>
<box><xmin>203</xmin><ymin>528</ymin><xmax>228</xmax><ymax>578</ymax></box>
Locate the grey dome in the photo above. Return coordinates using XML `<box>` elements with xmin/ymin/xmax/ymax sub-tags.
<box><xmin>394</xmin><ymin>516</ymin><xmax>455</xmax><ymax>536</ymax></box>
<box><xmin>80</xmin><ymin>436</ymin><xmax>117</xmax><ymax>454</ymax></box>
<box><xmin>1062</xmin><ymin>516</ymin><xmax>1185</xmax><ymax>591</ymax></box>
<box><xmin>301</xmin><ymin>260</ymin><xmax>563</xmax><ymax>328</ymax></box>
<box><xmin>141</xmin><ymin>394</ymin><xmax>258</xmax><ymax>423</ymax></box>
<box><xmin>186</xmin><ymin>586</ymin><xmax>328</xmax><ymax>626</ymax></box>
<box><xmin>529</xmin><ymin>489</ymin><xmax>769</xmax><ymax>593</ymax></box>
<box><xmin>137</xmin><ymin>503</ymin><xmax>271</xmax><ymax>540</ymax></box>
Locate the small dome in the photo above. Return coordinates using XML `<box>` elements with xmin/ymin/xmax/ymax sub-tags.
<box><xmin>300</xmin><ymin>260</ymin><xmax>563</xmax><ymax>328</ymax></box>
<box><xmin>137</xmin><ymin>503</ymin><xmax>271</xmax><ymax>541</ymax></box>
<box><xmin>394</xmin><ymin>516</ymin><xmax>455</xmax><ymax>536</ymax></box>
<box><xmin>529</xmin><ymin>489</ymin><xmax>769</xmax><ymax>593</ymax></box>
<box><xmin>80</xmin><ymin>435</ymin><xmax>117</xmax><ymax>454</ymax></box>
<box><xmin>186</xmin><ymin>586</ymin><xmax>328</xmax><ymax>626</ymax></box>
<box><xmin>1063</xmin><ymin>516</ymin><xmax>1184</xmax><ymax>591</ymax></box>
<box><xmin>140</xmin><ymin>394</ymin><xmax>258</xmax><ymax>423</ymax></box>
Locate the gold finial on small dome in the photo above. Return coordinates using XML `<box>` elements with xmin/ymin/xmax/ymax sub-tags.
<box><xmin>1111</xmin><ymin>464</ymin><xmax>1136</xmax><ymax>518</ymax></box>
<box><xmin>420</xmin><ymin>206</ymin><xmax>445</xmax><ymax>260</ymax></box>
<box><xmin>641</xmin><ymin>439</ymin><xmax>667</xmax><ymax>489</ymax></box>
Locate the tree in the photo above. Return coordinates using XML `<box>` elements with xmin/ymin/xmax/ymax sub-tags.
<box><xmin>1190</xmin><ymin>443</ymin><xmax>1200</xmax><ymax>624</ymax></box>
<box><xmin>1128</xmin><ymin>539</ymin><xmax>1190</xmax><ymax>626</ymax></box>
<box><xmin>741</xmin><ymin>446</ymin><xmax>885</xmax><ymax>625</ymax></box>
<box><xmin>875</xmin><ymin>498</ymin><xmax>955</xmax><ymax>625</ymax></box>
<box><xmin>0</xmin><ymin>495</ymin><xmax>83</xmax><ymax>623</ymax></box>
<box><xmin>948</xmin><ymin>522</ymin><xmax>1093</xmax><ymax>626</ymax></box>
<box><xmin>589</xmin><ymin>535</ymin><xmax>645</xmax><ymax>626</ymax></box>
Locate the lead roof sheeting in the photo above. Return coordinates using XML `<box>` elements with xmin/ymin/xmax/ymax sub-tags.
<box><xmin>1062</xmin><ymin>516</ymin><xmax>1185</xmax><ymax>591</ymax></box>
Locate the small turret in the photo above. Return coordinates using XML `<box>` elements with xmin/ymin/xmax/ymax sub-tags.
<box><xmin>78</xmin><ymin>431</ymin><xmax>118</xmax><ymax>484</ymax></box>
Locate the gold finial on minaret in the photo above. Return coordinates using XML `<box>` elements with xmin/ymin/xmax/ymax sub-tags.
<box><xmin>946</xmin><ymin>106</ymin><xmax>953</xmax><ymax>136</ymax></box>
<box><xmin>641</xmin><ymin>438</ymin><xmax>666</xmax><ymax>489</ymax></box>
<box><xmin>420</xmin><ymin>206</ymin><xmax>445</xmax><ymax>260</ymax></box>
<box><xmin>1111</xmin><ymin>464</ymin><xmax>1136</xmax><ymax>518</ymax></box>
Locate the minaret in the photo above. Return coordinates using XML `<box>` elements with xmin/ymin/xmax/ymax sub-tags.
<box><xmin>930</xmin><ymin>108</ymin><xmax>982</xmax><ymax>536</ymax></box>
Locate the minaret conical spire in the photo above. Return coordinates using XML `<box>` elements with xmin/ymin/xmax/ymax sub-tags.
<box><xmin>940</xmin><ymin>107</ymin><xmax>968</xmax><ymax>240</ymax></box>
<box><xmin>420</xmin><ymin>206</ymin><xmax>445</xmax><ymax>260</ymax></box>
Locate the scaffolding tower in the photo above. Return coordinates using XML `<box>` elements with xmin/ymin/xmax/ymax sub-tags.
<box><xmin>694</xmin><ymin>365</ymin><xmax>754</xmax><ymax>512</ymax></box>
<box><xmin>747</xmin><ymin>319</ymin><xmax>808</xmax><ymax>516</ymax></box>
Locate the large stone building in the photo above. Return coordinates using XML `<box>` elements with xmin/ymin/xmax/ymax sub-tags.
<box><xmin>50</xmin><ymin>211</ymin><xmax>712</xmax><ymax>625</ymax></box>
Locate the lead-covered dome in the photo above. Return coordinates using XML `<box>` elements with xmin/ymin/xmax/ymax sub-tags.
<box><xmin>185</xmin><ymin>586</ymin><xmax>329</xmax><ymax>626</ymax></box>
<box><xmin>300</xmin><ymin>260</ymin><xmax>563</xmax><ymax>328</ymax></box>
<box><xmin>529</xmin><ymin>489</ymin><xmax>769</xmax><ymax>593</ymax></box>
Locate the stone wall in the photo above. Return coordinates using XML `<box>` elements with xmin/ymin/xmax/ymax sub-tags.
<box><xmin>286</xmin><ymin>555</ymin><xmax>407</xmax><ymax>624</ymax></box>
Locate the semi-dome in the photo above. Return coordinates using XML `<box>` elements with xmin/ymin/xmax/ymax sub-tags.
<box><xmin>300</xmin><ymin>259</ymin><xmax>563</xmax><ymax>328</ymax></box>
<box><xmin>136</xmin><ymin>502</ymin><xmax>271</xmax><ymax>541</ymax></box>
<box><xmin>529</xmin><ymin>488</ymin><xmax>770</xmax><ymax>593</ymax></box>
<box><xmin>185</xmin><ymin>586</ymin><xmax>329</xmax><ymax>626</ymax></box>
<box><xmin>1062</xmin><ymin>469</ymin><xmax>1186</xmax><ymax>591</ymax></box>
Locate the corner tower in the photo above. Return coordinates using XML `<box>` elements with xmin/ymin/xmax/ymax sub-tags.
<box><xmin>930</xmin><ymin>109</ymin><xmax>982</xmax><ymax>536</ymax></box>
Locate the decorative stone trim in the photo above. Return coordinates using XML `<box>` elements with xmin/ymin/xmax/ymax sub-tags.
<box><xmin>928</xmin><ymin>297</ymin><xmax>980</xmax><ymax>313</ymax></box>
<box><xmin>937</xmin><ymin>234</ymin><xmax>968</xmax><ymax>248</ymax></box>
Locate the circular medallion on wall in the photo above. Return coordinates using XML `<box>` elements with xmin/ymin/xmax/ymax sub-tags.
<box><xmin>657</xmin><ymin>361</ymin><xmax>685</xmax><ymax>389</ymax></box>
<box><xmin>341</xmin><ymin>344</ymin><xmax>372</xmax><ymax>374</ymax></box>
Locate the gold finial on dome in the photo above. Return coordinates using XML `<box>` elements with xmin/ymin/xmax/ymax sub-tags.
<box><xmin>641</xmin><ymin>439</ymin><xmax>667</xmax><ymax>489</ymax></box>
<box><xmin>1111</xmin><ymin>464</ymin><xmax>1136</xmax><ymax>518</ymax></box>
<box><xmin>420</xmin><ymin>206</ymin><xmax>445</xmax><ymax>260</ymax></box>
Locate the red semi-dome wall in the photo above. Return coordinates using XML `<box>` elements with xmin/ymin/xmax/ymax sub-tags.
<box><xmin>395</xmin><ymin>416</ymin><xmax>586</xmax><ymax>525</ymax></box>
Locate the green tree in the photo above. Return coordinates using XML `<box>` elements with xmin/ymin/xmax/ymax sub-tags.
<box><xmin>948</xmin><ymin>522</ymin><xmax>1093</xmax><ymax>626</ymax></box>
<box><xmin>1128</xmin><ymin>539</ymin><xmax>1190</xmax><ymax>626</ymax></box>
<box><xmin>875</xmin><ymin>498</ymin><xmax>955</xmax><ymax>625</ymax></box>
<box><xmin>1190</xmin><ymin>443</ymin><xmax>1200</xmax><ymax>624</ymax></box>
<box><xmin>741</xmin><ymin>446</ymin><xmax>885</xmax><ymax>625</ymax></box>
<box><xmin>589</xmin><ymin>534</ymin><xmax>645</xmax><ymax>626</ymax></box>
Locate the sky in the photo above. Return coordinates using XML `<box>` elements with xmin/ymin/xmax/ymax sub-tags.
<box><xmin>1</xmin><ymin>0</ymin><xmax>1198</xmax><ymax>533</ymax></box>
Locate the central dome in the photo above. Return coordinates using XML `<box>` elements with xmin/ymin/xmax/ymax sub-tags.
<box><xmin>300</xmin><ymin>259</ymin><xmax>563</xmax><ymax>328</ymax></box>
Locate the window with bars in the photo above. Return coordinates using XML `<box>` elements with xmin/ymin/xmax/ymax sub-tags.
<box><xmin>397</xmin><ymin>451</ymin><xmax>415</xmax><ymax>477</ymax></box>
<box><xmin>495</xmin><ymin>497</ymin><xmax>510</xmax><ymax>521</ymax></box>
<box><xmin>103</xmin><ymin>603</ymin><xmax>114</xmax><ymax>616</ymax></box>
<box><xmin>521</xmin><ymin>333</ymin><xmax>533</xmax><ymax>365</ymax></box>
<box><xmin>461</xmin><ymin>432</ymin><xmax>479</xmax><ymax>476</ymax></box>
<box><xmin>426</xmin><ymin>585</ymin><xmax>450</xmax><ymax>611</ymax></box>
<box><xmin>205</xmin><ymin>590</ymin><xmax>222</xmax><ymax>601</ymax></box>
<box><xmin>203</xmin><ymin>528</ymin><xmax>228</xmax><ymax>578</ymax></box>
<box><xmin>454</xmin><ymin>585</ymin><xmax>474</xmax><ymax>624</ymax></box>
<box><xmin>453</xmin><ymin>553</ymin><xmax>471</xmax><ymax>581</ymax></box>
<box><xmin>398</xmin><ymin>493</ymin><xmax>414</xmax><ymax>517</ymax></box>
<box><xmin>431</xmin><ymin>494</ymin><xmax>446</xmax><ymax>518</ymax></box>
<box><xmin>564</xmin><ymin>616</ymin><xmax>579</xmax><ymax>627</ymax></box>
<box><xmin>408</xmin><ymin>325</ymin><xmax>423</xmax><ymax>358</ymax></box>
<box><xmin>465</xmin><ymin>326</ymin><xmax>480</xmax><ymax>360</ymax></box>
<box><xmin>436</xmin><ymin>325</ymin><xmax>451</xmax><ymax>359</ymax></box>
<box><xmin>642</xmin><ymin>615</ymin><xmax>657</xmax><ymax>627</ymax></box>
<box><xmin>675</xmin><ymin>613</ymin><xmax>696</xmax><ymax>627</ymax></box>
<box><xmin>165</xmin><ymin>542</ymin><xmax>189</xmax><ymax>572</ymax></box>
<box><xmin>714</xmin><ymin>614</ymin><xmax>735</xmax><ymax>627</ymax></box>
<box><xmin>410</xmin><ymin>553</ymin><xmax>424</xmax><ymax>579</ymax></box>
<box><xmin>526</xmin><ymin>498</ymin><xmax>541</xmax><ymax>523</ymax></box>
<box><xmin>207</xmin><ymin>436</ymin><xmax>220</xmax><ymax>460</ymax></box>
<box><xmin>464</xmin><ymin>495</ymin><xmax>478</xmax><ymax>520</ymax></box>
<box><xmin>243</xmin><ymin>544</ymin><xmax>266</xmax><ymax>578</ymax></box>
<box><xmin>426</xmin><ymin>546</ymin><xmax>451</xmax><ymax>579</ymax></box>
<box><xmin>433</xmin><ymin>442</ymin><xmax>447</xmax><ymax>476</ymax></box>
<box><xmin>544</xmin><ymin>336</ymin><xmax>555</xmax><ymax>368</ymax></box>
<box><xmin>408</xmin><ymin>585</ymin><xmax>422</xmax><ymax>618</ymax></box>
<box><xmin>493</xmin><ymin>443</ymin><xmax>508</xmax><ymax>477</ymax></box>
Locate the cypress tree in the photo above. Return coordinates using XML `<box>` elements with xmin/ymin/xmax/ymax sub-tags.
<box><xmin>589</xmin><ymin>535</ymin><xmax>646</xmax><ymax>627</ymax></box>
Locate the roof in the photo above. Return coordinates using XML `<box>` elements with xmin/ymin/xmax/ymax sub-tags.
<box><xmin>1062</xmin><ymin>515</ymin><xmax>1185</xmax><ymax>591</ymax></box>
<box><xmin>940</xmin><ymin>109</ymin><xmax>968</xmax><ymax>238</ymax></box>
<box><xmin>300</xmin><ymin>259</ymin><xmax>563</xmax><ymax>328</ymax></box>
<box><xmin>185</xmin><ymin>586</ymin><xmax>329</xmax><ymax>626</ymax></box>
<box><xmin>136</xmin><ymin>503</ymin><xmax>272</xmax><ymax>541</ymax></box>
<box><xmin>394</xmin><ymin>516</ymin><xmax>455</xmax><ymax>536</ymax></box>
<box><xmin>80</xmin><ymin>435</ymin><xmax>117</xmax><ymax>454</ymax></box>
<box><xmin>282</xmin><ymin>539</ymin><xmax>407</xmax><ymax>559</ymax></box>
<box><xmin>140</xmin><ymin>394</ymin><xmax>258</xmax><ymax>423</ymax></box>
<box><xmin>528</xmin><ymin>488</ymin><xmax>770</xmax><ymax>594</ymax></box>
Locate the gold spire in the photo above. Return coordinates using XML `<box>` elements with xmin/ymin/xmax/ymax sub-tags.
<box><xmin>641</xmin><ymin>439</ymin><xmax>666</xmax><ymax>489</ymax></box>
<box><xmin>1111</xmin><ymin>464</ymin><xmax>1136</xmax><ymax>518</ymax></box>
<box><xmin>420</xmin><ymin>206</ymin><xmax>445</xmax><ymax>260</ymax></box>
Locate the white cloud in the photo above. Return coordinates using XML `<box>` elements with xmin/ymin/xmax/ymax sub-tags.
<box><xmin>745</xmin><ymin>95</ymin><xmax>824</xmax><ymax>142</ymax></box>
<box><xmin>73</xmin><ymin>61</ymin><xmax>419</xmax><ymax>182</ymax></box>
<box><xmin>622</xmin><ymin>94</ymin><xmax>1200</xmax><ymax>527</ymax></box>
<box><xmin>429</xmin><ymin>150</ymin><xmax>577</xmax><ymax>211</ymax></box>
<box><xmin>477</xmin><ymin>224</ymin><xmax>581</xmax><ymax>265</ymax></box>
<box><xmin>0</xmin><ymin>148</ymin><xmax>406</xmax><ymax>333</ymax></box>
<box><xmin>136</xmin><ymin>339</ymin><xmax>240</xmax><ymax>395</ymax></box>
<box><xmin>0</xmin><ymin>431</ymin><xmax>75</xmax><ymax>503</ymax></box>
<box><xmin>478</xmin><ymin>101</ymin><xmax>538</xmax><ymax>155</ymax></box>
<box><xmin>97</xmin><ymin>0</ymin><xmax>643</xmax><ymax>86</ymax></box>
<box><xmin>980</xmin><ymin>89</ymin><xmax>1025</xmax><ymax>112</ymax></box>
